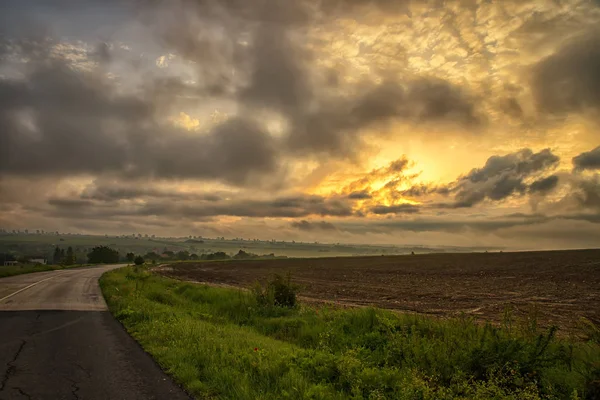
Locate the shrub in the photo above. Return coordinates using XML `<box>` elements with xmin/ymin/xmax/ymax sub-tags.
<box><xmin>252</xmin><ymin>273</ymin><xmax>299</xmax><ymax>308</ymax></box>
<box><xmin>134</xmin><ymin>255</ymin><xmax>145</xmax><ymax>265</ymax></box>
<box><xmin>88</xmin><ymin>246</ymin><xmax>119</xmax><ymax>263</ymax></box>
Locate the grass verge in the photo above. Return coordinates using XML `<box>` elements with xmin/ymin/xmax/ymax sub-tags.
<box><xmin>0</xmin><ymin>263</ymin><xmax>92</xmax><ymax>278</ymax></box>
<box><xmin>100</xmin><ymin>266</ymin><xmax>600</xmax><ymax>400</ymax></box>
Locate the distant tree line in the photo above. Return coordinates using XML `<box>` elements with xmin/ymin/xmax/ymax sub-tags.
<box><xmin>138</xmin><ymin>249</ymin><xmax>285</xmax><ymax>263</ymax></box>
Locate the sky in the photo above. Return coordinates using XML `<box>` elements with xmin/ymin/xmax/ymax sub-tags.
<box><xmin>0</xmin><ymin>0</ymin><xmax>599</xmax><ymax>250</ymax></box>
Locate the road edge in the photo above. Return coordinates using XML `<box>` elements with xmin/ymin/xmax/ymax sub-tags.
<box><xmin>98</xmin><ymin>266</ymin><xmax>194</xmax><ymax>400</ymax></box>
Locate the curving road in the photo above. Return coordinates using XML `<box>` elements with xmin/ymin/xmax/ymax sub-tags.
<box><xmin>0</xmin><ymin>265</ymin><xmax>191</xmax><ymax>400</ymax></box>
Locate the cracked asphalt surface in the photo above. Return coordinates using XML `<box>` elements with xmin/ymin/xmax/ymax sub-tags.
<box><xmin>0</xmin><ymin>266</ymin><xmax>191</xmax><ymax>400</ymax></box>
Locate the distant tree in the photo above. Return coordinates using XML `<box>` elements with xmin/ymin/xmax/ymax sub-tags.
<box><xmin>53</xmin><ymin>247</ymin><xmax>63</xmax><ymax>264</ymax></box>
<box><xmin>60</xmin><ymin>248</ymin><xmax>66</xmax><ymax>260</ymax></box>
<box><xmin>176</xmin><ymin>250</ymin><xmax>190</xmax><ymax>260</ymax></box>
<box><xmin>206</xmin><ymin>251</ymin><xmax>230</xmax><ymax>260</ymax></box>
<box><xmin>87</xmin><ymin>246</ymin><xmax>119</xmax><ymax>264</ymax></box>
<box><xmin>234</xmin><ymin>250</ymin><xmax>251</xmax><ymax>259</ymax></box>
<box><xmin>163</xmin><ymin>250</ymin><xmax>175</xmax><ymax>258</ymax></box>
<box><xmin>190</xmin><ymin>253</ymin><xmax>199</xmax><ymax>260</ymax></box>
<box><xmin>134</xmin><ymin>255</ymin><xmax>144</xmax><ymax>266</ymax></box>
<box><xmin>64</xmin><ymin>246</ymin><xmax>76</xmax><ymax>266</ymax></box>
<box><xmin>144</xmin><ymin>252</ymin><xmax>159</xmax><ymax>261</ymax></box>
<box><xmin>126</xmin><ymin>252</ymin><xmax>135</xmax><ymax>263</ymax></box>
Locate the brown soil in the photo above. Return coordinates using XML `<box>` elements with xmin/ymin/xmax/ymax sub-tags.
<box><xmin>156</xmin><ymin>249</ymin><xmax>600</xmax><ymax>332</ymax></box>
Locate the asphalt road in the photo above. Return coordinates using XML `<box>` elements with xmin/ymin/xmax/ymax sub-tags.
<box><xmin>0</xmin><ymin>266</ymin><xmax>191</xmax><ymax>400</ymax></box>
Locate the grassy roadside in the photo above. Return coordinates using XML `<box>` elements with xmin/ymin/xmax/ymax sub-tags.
<box><xmin>0</xmin><ymin>263</ymin><xmax>94</xmax><ymax>278</ymax></box>
<box><xmin>100</xmin><ymin>266</ymin><xmax>600</xmax><ymax>400</ymax></box>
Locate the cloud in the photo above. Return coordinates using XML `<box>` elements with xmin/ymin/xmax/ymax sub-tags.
<box><xmin>45</xmin><ymin>193</ymin><xmax>354</xmax><ymax>220</ymax></box>
<box><xmin>342</xmin><ymin>157</ymin><xmax>410</xmax><ymax>194</ymax></box>
<box><xmin>318</xmin><ymin>0</ymin><xmax>411</xmax><ymax>16</ymax></box>
<box><xmin>529</xmin><ymin>175</ymin><xmax>559</xmax><ymax>194</ymax></box>
<box><xmin>0</xmin><ymin>48</ymin><xmax>280</xmax><ymax>186</ymax></box>
<box><xmin>531</xmin><ymin>33</ymin><xmax>600</xmax><ymax>114</ymax></box>
<box><xmin>351</xmin><ymin>78</ymin><xmax>482</xmax><ymax>127</ymax></box>
<box><xmin>569</xmin><ymin>175</ymin><xmax>600</xmax><ymax>211</ymax></box>
<box><xmin>573</xmin><ymin>146</ymin><xmax>600</xmax><ymax>171</ymax></box>
<box><xmin>402</xmin><ymin>149</ymin><xmax>561</xmax><ymax>208</ymax></box>
<box><xmin>370</xmin><ymin>204</ymin><xmax>420</xmax><ymax>215</ymax></box>
<box><xmin>465</xmin><ymin>149</ymin><xmax>559</xmax><ymax>183</ymax></box>
<box><xmin>290</xmin><ymin>220</ymin><xmax>337</xmax><ymax>231</ymax></box>
<box><xmin>447</xmin><ymin>148</ymin><xmax>560</xmax><ymax>207</ymax></box>
<box><xmin>80</xmin><ymin>181</ymin><xmax>224</xmax><ymax>202</ymax></box>
<box><xmin>401</xmin><ymin>184</ymin><xmax>449</xmax><ymax>198</ymax></box>
<box><xmin>347</xmin><ymin>190</ymin><xmax>372</xmax><ymax>200</ymax></box>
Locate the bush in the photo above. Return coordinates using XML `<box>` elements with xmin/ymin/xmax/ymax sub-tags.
<box><xmin>88</xmin><ymin>246</ymin><xmax>119</xmax><ymax>264</ymax></box>
<box><xmin>134</xmin><ymin>255</ymin><xmax>145</xmax><ymax>266</ymax></box>
<box><xmin>252</xmin><ymin>273</ymin><xmax>299</xmax><ymax>308</ymax></box>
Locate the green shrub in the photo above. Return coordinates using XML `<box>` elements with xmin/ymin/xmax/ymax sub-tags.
<box><xmin>252</xmin><ymin>273</ymin><xmax>299</xmax><ymax>309</ymax></box>
<box><xmin>134</xmin><ymin>255</ymin><xmax>144</xmax><ymax>265</ymax></box>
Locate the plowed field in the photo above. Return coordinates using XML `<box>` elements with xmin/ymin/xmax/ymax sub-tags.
<box><xmin>156</xmin><ymin>249</ymin><xmax>600</xmax><ymax>331</ymax></box>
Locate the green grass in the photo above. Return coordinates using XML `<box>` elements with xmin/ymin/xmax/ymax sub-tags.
<box><xmin>0</xmin><ymin>263</ymin><xmax>92</xmax><ymax>278</ymax></box>
<box><xmin>100</xmin><ymin>266</ymin><xmax>600</xmax><ymax>400</ymax></box>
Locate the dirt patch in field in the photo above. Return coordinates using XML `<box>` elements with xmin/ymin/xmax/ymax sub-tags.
<box><xmin>155</xmin><ymin>249</ymin><xmax>600</xmax><ymax>332</ymax></box>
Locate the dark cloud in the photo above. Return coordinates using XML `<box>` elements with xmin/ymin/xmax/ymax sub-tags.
<box><xmin>135</xmin><ymin>117</ymin><xmax>279</xmax><ymax>184</ymax></box>
<box><xmin>347</xmin><ymin>190</ymin><xmax>372</xmax><ymax>200</ymax></box>
<box><xmin>424</xmin><ymin>149</ymin><xmax>560</xmax><ymax>208</ymax></box>
<box><xmin>346</xmin><ymin>78</ymin><xmax>482</xmax><ymax>134</ymax></box>
<box><xmin>47</xmin><ymin>198</ymin><xmax>94</xmax><ymax>209</ymax></box>
<box><xmin>529</xmin><ymin>175</ymin><xmax>559</xmax><ymax>194</ymax></box>
<box><xmin>466</xmin><ymin>149</ymin><xmax>559</xmax><ymax>183</ymax></box>
<box><xmin>451</xmin><ymin>153</ymin><xmax>557</xmax><ymax>207</ymax></box>
<box><xmin>499</xmin><ymin>97</ymin><xmax>523</xmax><ymax>118</ymax></box>
<box><xmin>286</xmin><ymin>77</ymin><xmax>481</xmax><ymax>157</ymax></box>
<box><xmin>240</xmin><ymin>25</ymin><xmax>310</xmax><ymax>112</ymax></box>
<box><xmin>80</xmin><ymin>182</ymin><xmax>224</xmax><ymax>202</ymax></box>
<box><xmin>46</xmin><ymin>193</ymin><xmax>354</xmax><ymax>220</ymax></box>
<box><xmin>532</xmin><ymin>34</ymin><xmax>600</xmax><ymax>114</ymax></box>
<box><xmin>401</xmin><ymin>184</ymin><xmax>450</xmax><ymax>197</ymax></box>
<box><xmin>0</xmin><ymin>56</ymin><xmax>148</xmax><ymax>175</ymax></box>
<box><xmin>573</xmin><ymin>146</ymin><xmax>600</xmax><ymax>171</ymax></box>
<box><xmin>0</xmin><ymin>48</ymin><xmax>280</xmax><ymax>186</ymax></box>
<box><xmin>370</xmin><ymin>204</ymin><xmax>420</xmax><ymax>215</ymax></box>
<box><xmin>570</xmin><ymin>175</ymin><xmax>600</xmax><ymax>211</ymax></box>
<box><xmin>405</xmin><ymin>78</ymin><xmax>482</xmax><ymax>126</ymax></box>
<box><xmin>291</xmin><ymin>220</ymin><xmax>337</xmax><ymax>231</ymax></box>
<box><xmin>318</xmin><ymin>0</ymin><xmax>412</xmax><ymax>17</ymax></box>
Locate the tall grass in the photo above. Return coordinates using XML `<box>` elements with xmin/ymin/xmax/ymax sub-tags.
<box><xmin>100</xmin><ymin>267</ymin><xmax>600</xmax><ymax>400</ymax></box>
